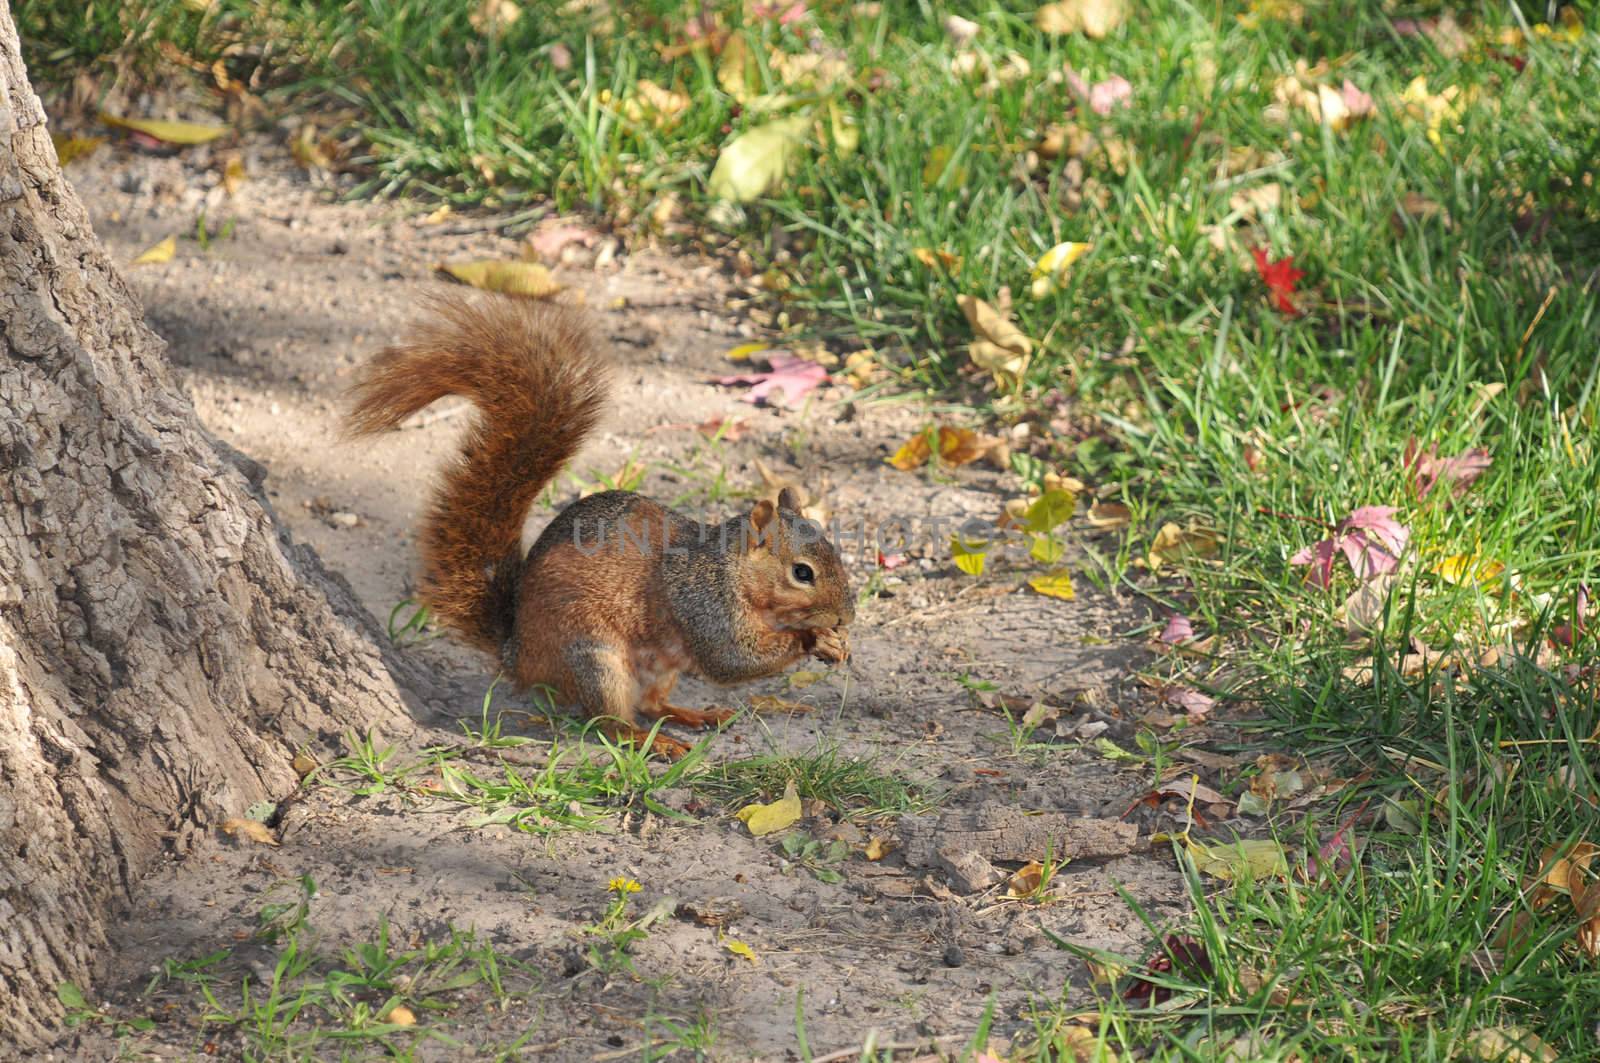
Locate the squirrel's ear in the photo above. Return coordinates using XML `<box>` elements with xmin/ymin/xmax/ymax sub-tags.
<box><xmin>777</xmin><ymin>486</ymin><xmax>802</xmax><ymax>512</ymax></box>
<box><xmin>749</xmin><ymin>499</ymin><xmax>778</xmax><ymax>544</ymax></box>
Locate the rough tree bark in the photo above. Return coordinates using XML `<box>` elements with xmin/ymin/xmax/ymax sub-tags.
<box><xmin>0</xmin><ymin>5</ymin><xmax>426</xmax><ymax>1050</ymax></box>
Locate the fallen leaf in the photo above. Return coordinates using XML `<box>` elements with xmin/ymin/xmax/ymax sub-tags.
<box><xmin>291</xmin><ymin>751</ymin><xmax>319</xmax><ymax>779</ymax></box>
<box><xmin>707</xmin><ymin>114</ymin><xmax>811</xmax><ymax>202</ymax></box>
<box><xmin>788</xmin><ymin>670</ymin><xmax>824</xmax><ymax>689</ymax></box>
<box><xmin>1145</xmin><ymin>523</ymin><xmax>1220</xmax><ymax>570</ymax></box>
<box><xmin>438</xmin><ymin>260</ymin><xmax>561</xmax><ymax>298</ymax></box>
<box><xmin>220</xmin><ymin>155</ymin><xmax>246</xmax><ymax>195</ymax></box>
<box><xmin>1037</xmin><ymin>0</ymin><xmax>1127</xmax><ymax>38</ymax></box>
<box><xmin>1185</xmin><ymin>837</ymin><xmax>1288</xmax><ymax>881</ymax></box>
<box><xmin>1404</xmin><ymin>440</ymin><xmax>1491</xmax><ymax>499</ymax></box>
<box><xmin>1163</xmin><ymin>686</ymin><xmax>1215</xmax><ymax>719</ymax></box>
<box><xmin>1030</xmin><ymin>241</ymin><xmax>1092</xmax><ymax>298</ymax></box>
<box><xmin>1064</xmin><ymin>69</ymin><xmax>1132</xmax><ymax>117</ymax></box>
<box><xmin>385</xmin><ymin>1004</ymin><xmax>417</xmax><ymax>1026</ymax></box>
<box><xmin>1291</xmin><ymin>507</ymin><xmax>1410</xmax><ymax>588</ymax></box>
<box><xmin>132</xmin><ymin>235</ymin><xmax>178</xmax><ymax>266</ymax></box>
<box><xmin>912</xmin><ymin>246</ymin><xmax>963</xmax><ymax>272</ymax></box>
<box><xmin>525</xmin><ymin>223</ymin><xmax>598</xmax><ymax>262</ymax></box>
<box><xmin>220</xmin><ymin>818</ymin><xmax>278</xmax><ymax>846</ymax></box>
<box><xmin>723</xmin><ymin>937</ymin><xmax>760</xmax><ymax>963</ymax></box>
<box><xmin>101</xmin><ymin>112</ymin><xmax>229</xmax><ymax>145</ymax></box>
<box><xmin>1087</xmin><ymin>501</ymin><xmax>1131</xmax><ymax>529</ymax></box>
<box><xmin>957</xmin><ymin>294</ymin><xmax>1034</xmax><ymax>389</ymax></box>
<box><xmin>865</xmin><ymin>835</ymin><xmax>893</xmax><ymax>861</ymax></box>
<box><xmin>1465</xmin><ymin>1027</ymin><xmax>1558</xmax><ymax>1063</ymax></box>
<box><xmin>1399</xmin><ymin>76</ymin><xmax>1467</xmax><ymax>147</ymax></box>
<box><xmin>469</xmin><ymin>0</ymin><xmax>521</xmax><ymax>36</ymax></box>
<box><xmin>1028</xmin><ymin>569</ymin><xmax>1075</xmax><ymax>600</ymax></box>
<box><xmin>951</xmin><ymin>533</ymin><xmax>989</xmax><ymax>576</ymax></box>
<box><xmin>1160</xmin><ymin>615</ymin><xmax>1195</xmax><ymax>644</ymax></box>
<box><xmin>1342</xmin><ymin>572</ymin><xmax>1396</xmax><ymax>634</ymax></box>
<box><xmin>714</xmin><ymin>353</ymin><xmax>828</xmax><ymax>406</ymax></box>
<box><xmin>735</xmin><ymin>781</ymin><xmax>802</xmax><ymax>836</ymax></box>
<box><xmin>1123</xmin><ymin>934</ymin><xmax>1213</xmax><ymax>1004</ymax></box>
<box><xmin>1228</xmin><ymin>182</ymin><xmax>1282</xmax><ymax>219</ymax></box>
<box><xmin>747</xmin><ymin>694</ymin><xmax>813</xmax><ymax>715</ymax></box>
<box><xmin>1432</xmin><ymin>554</ymin><xmax>1504</xmax><ymax>588</ymax></box>
<box><xmin>51</xmin><ymin>134</ymin><xmax>105</xmax><ymax>166</ymax></box>
<box><xmin>614</xmin><ymin>79</ymin><xmax>691</xmax><ymax>129</ymax></box>
<box><xmin>1250</xmin><ymin>247</ymin><xmax>1305</xmax><ymax>315</ymax></box>
<box><xmin>1006</xmin><ymin>860</ymin><xmax>1047</xmax><ymax>898</ymax></box>
<box><xmin>1024</xmin><ymin>489</ymin><xmax>1077</xmax><ymax>532</ymax></box>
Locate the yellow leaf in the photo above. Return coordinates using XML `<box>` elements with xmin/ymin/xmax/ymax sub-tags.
<box><xmin>717</xmin><ymin>33</ymin><xmax>754</xmax><ymax>102</ymax></box>
<box><xmin>101</xmin><ymin>112</ymin><xmax>229</xmax><ymax>145</ymax></box>
<box><xmin>1184</xmin><ymin>837</ymin><xmax>1287</xmax><ymax>881</ymax></box>
<box><xmin>747</xmin><ymin>693</ymin><xmax>813</xmax><ymax>715</ymax></box>
<box><xmin>951</xmin><ymin>533</ymin><xmax>989</xmax><ymax>576</ymax></box>
<box><xmin>1465</xmin><ymin>1027</ymin><xmax>1558</xmax><ymax>1063</ymax></box>
<box><xmin>957</xmin><ymin>294</ymin><xmax>1033</xmax><ymax>389</ymax></box>
<box><xmin>220</xmin><ymin>818</ymin><xmax>278</xmax><ymax>846</ymax></box>
<box><xmin>827</xmin><ymin>100</ymin><xmax>859</xmax><ymax>158</ymax></box>
<box><xmin>1006</xmin><ymin>860</ymin><xmax>1046</xmax><ymax>898</ymax></box>
<box><xmin>865</xmin><ymin>836</ymin><xmax>893</xmax><ymax>861</ymax></box>
<box><xmin>725</xmin><ymin>343</ymin><xmax>769</xmax><ymax>363</ymax></box>
<box><xmin>1029</xmin><ymin>241</ymin><xmax>1092</xmax><ymax>298</ymax></box>
<box><xmin>1028</xmin><ymin>569</ymin><xmax>1075</xmax><ymax>600</ymax></box>
<box><xmin>707</xmin><ymin>114</ymin><xmax>811</xmax><ymax>203</ymax></box>
<box><xmin>734</xmin><ymin>780</ymin><xmax>802</xmax><ymax>836</ymax></box>
<box><xmin>1036</xmin><ymin>0</ymin><xmax>1128</xmax><ymax>38</ymax></box>
<box><xmin>1145</xmin><ymin>522</ymin><xmax>1220</xmax><ymax>570</ymax></box>
<box><xmin>788</xmin><ymin>670</ymin><xmax>824</xmax><ymax>689</ymax></box>
<box><xmin>921</xmin><ymin>144</ymin><xmax>967</xmax><ymax>188</ymax></box>
<box><xmin>614</xmin><ymin>79</ymin><xmax>690</xmax><ymax>129</ymax></box>
<box><xmin>888</xmin><ymin>432</ymin><xmax>932</xmax><ymax>471</ymax></box>
<box><xmin>221</xmin><ymin>155</ymin><xmax>247</xmax><ymax>195</ymax></box>
<box><xmin>723</xmin><ymin>937</ymin><xmax>760</xmax><ymax>963</ymax></box>
<box><xmin>438</xmin><ymin>260</ymin><xmax>561</xmax><ymax>298</ymax></box>
<box><xmin>51</xmin><ymin>133</ymin><xmax>105</xmax><ymax>166</ymax></box>
<box><xmin>1024</xmin><ymin>489</ymin><xmax>1077</xmax><ymax>532</ymax></box>
<box><xmin>132</xmin><ymin>235</ymin><xmax>177</xmax><ymax>266</ymax></box>
<box><xmin>385</xmin><ymin>1005</ymin><xmax>418</xmax><ymax>1026</ymax></box>
<box><xmin>1029</xmin><ymin>535</ymin><xmax>1065</xmax><ymax>565</ymax></box>
<box><xmin>1087</xmin><ymin>501</ymin><xmax>1132</xmax><ymax>529</ymax></box>
<box><xmin>1432</xmin><ymin>553</ymin><xmax>1504</xmax><ymax>588</ymax></box>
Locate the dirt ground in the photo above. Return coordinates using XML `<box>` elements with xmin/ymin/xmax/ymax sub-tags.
<box><xmin>42</xmin><ymin>140</ymin><xmax>1199</xmax><ymax>1061</ymax></box>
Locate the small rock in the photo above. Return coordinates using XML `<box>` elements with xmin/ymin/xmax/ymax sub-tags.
<box><xmin>933</xmin><ymin>847</ymin><xmax>1003</xmax><ymax>894</ymax></box>
<box><xmin>326</xmin><ymin>511</ymin><xmax>360</xmax><ymax>529</ymax></box>
<box><xmin>942</xmin><ymin>943</ymin><xmax>964</xmax><ymax>967</ymax></box>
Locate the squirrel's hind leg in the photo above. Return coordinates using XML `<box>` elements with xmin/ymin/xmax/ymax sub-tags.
<box><xmin>564</xmin><ymin>640</ymin><xmax>692</xmax><ymax>758</ymax></box>
<box><xmin>639</xmin><ymin>671</ymin><xmax>736</xmax><ymax>730</ymax></box>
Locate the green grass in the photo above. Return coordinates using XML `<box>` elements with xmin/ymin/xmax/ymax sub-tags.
<box><xmin>691</xmin><ymin>741</ymin><xmax>940</xmax><ymax>820</ymax></box>
<box><xmin>20</xmin><ymin>0</ymin><xmax>1600</xmax><ymax>1057</ymax></box>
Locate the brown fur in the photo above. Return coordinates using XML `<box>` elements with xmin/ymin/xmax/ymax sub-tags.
<box><xmin>347</xmin><ymin>294</ymin><xmax>853</xmax><ymax>755</ymax></box>
<box><xmin>346</xmin><ymin>293</ymin><xmax>608</xmax><ymax>653</ymax></box>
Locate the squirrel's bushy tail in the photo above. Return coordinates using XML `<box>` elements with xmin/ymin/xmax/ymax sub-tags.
<box><xmin>348</xmin><ymin>293</ymin><xmax>609</xmax><ymax>653</ymax></box>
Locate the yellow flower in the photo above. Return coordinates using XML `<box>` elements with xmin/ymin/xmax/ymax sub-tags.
<box><xmin>607</xmin><ymin>877</ymin><xmax>642</xmax><ymax>895</ymax></box>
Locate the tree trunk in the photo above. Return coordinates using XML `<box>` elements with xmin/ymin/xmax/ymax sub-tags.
<box><xmin>0</xmin><ymin>6</ymin><xmax>423</xmax><ymax>1049</ymax></box>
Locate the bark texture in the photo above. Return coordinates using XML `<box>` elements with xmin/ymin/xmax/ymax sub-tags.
<box><xmin>0</xmin><ymin>7</ymin><xmax>422</xmax><ymax>1049</ymax></box>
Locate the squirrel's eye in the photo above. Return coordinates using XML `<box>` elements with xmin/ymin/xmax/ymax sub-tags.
<box><xmin>792</xmin><ymin>563</ymin><xmax>815</xmax><ymax>585</ymax></box>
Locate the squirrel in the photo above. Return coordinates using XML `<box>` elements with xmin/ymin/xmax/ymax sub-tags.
<box><xmin>347</xmin><ymin>293</ymin><xmax>855</xmax><ymax>756</ymax></box>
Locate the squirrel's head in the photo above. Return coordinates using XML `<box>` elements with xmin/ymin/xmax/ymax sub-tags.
<box><xmin>743</xmin><ymin>487</ymin><xmax>855</xmax><ymax>631</ymax></box>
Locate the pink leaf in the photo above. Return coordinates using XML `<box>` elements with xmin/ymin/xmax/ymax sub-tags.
<box><xmin>1160</xmin><ymin>614</ymin><xmax>1195</xmax><ymax>644</ymax></box>
<box><xmin>1339</xmin><ymin>506</ymin><xmax>1409</xmax><ymax>557</ymax></box>
<box><xmin>1164</xmin><ymin>686</ymin><xmax>1215</xmax><ymax>719</ymax></box>
<box><xmin>526</xmin><ymin>223</ymin><xmax>597</xmax><ymax>262</ymax></box>
<box><xmin>877</xmin><ymin>551</ymin><xmax>908</xmax><ymax>571</ymax></box>
<box><xmin>1338</xmin><ymin>529</ymin><xmax>1401</xmax><ymax>580</ymax></box>
<box><xmin>1552</xmin><ymin>583</ymin><xmax>1591</xmax><ymax>648</ymax></box>
<box><xmin>1404</xmin><ymin>440</ymin><xmax>1491</xmax><ymax>499</ymax></box>
<box><xmin>1290</xmin><ymin>539</ymin><xmax>1338</xmax><ymax>588</ymax></box>
<box><xmin>1066</xmin><ymin>68</ymin><xmax>1133</xmax><ymax>117</ymax></box>
<box><xmin>1340</xmin><ymin>79</ymin><xmax>1375</xmax><ymax>120</ymax></box>
<box><xmin>714</xmin><ymin>354</ymin><xmax>828</xmax><ymax>406</ymax></box>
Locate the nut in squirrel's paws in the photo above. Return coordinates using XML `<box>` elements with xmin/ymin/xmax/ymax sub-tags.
<box><xmin>810</xmin><ymin>626</ymin><xmax>850</xmax><ymax>664</ymax></box>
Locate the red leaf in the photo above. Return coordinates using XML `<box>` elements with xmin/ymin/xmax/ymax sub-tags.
<box><xmin>1159</xmin><ymin>614</ymin><xmax>1195</xmax><ymax>644</ymax></box>
<box><xmin>1123</xmin><ymin>935</ymin><xmax>1214</xmax><ymax>1004</ymax></box>
<box><xmin>1250</xmin><ymin>247</ymin><xmax>1306</xmax><ymax>316</ymax></box>
<box><xmin>1403</xmin><ymin>439</ymin><xmax>1491</xmax><ymax>499</ymax></box>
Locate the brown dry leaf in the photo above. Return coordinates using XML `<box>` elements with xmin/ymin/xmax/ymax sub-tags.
<box><xmin>1037</xmin><ymin>0</ymin><xmax>1128</xmax><ymax>38</ymax></box>
<box><xmin>438</xmin><ymin>260</ymin><xmax>561</xmax><ymax>298</ymax></box>
<box><xmin>956</xmin><ymin>294</ymin><xmax>1033</xmax><ymax>389</ymax></box>
<box><xmin>291</xmin><ymin>751</ymin><xmax>319</xmax><ymax>779</ymax></box>
<box><xmin>220</xmin><ymin>818</ymin><xmax>278</xmax><ymax>846</ymax></box>
<box><xmin>1087</xmin><ymin>501</ymin><xmax>1131</xmax><ymax>530</ymax></box>
<box><xmin>888</xmin><ymin>426</ymin><xmax>988</xmax><ymax>471</ymax></box>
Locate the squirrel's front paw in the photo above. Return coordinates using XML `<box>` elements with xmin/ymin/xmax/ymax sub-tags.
<box><xmin>810</xmin><ymin>626</ymin><xmax>850</xmax><ymax>664</ymax></box>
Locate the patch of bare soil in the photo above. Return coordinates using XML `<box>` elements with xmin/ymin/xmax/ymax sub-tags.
<box><xmin>45</xmin><ymin>142</ymin><xmax>1194</xmax><ymax>1061</ymax></box>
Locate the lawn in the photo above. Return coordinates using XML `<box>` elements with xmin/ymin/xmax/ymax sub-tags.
<box><xmin>19</xmin><ymin>0</ymin><xmax>1600</xmax><ymax>1059</ymax></box>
